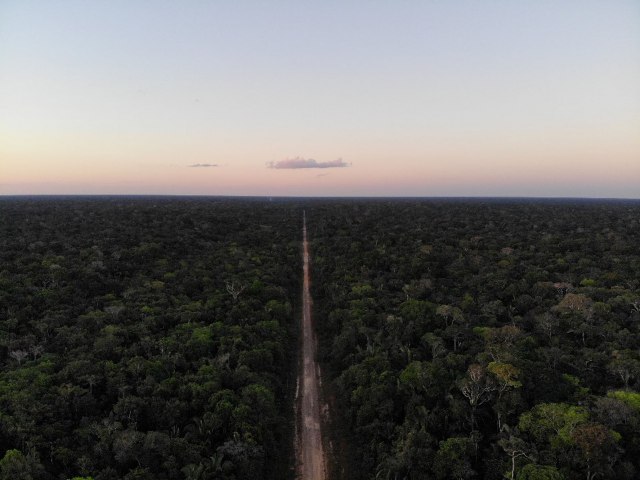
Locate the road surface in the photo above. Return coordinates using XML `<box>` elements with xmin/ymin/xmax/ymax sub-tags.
<box><xmin>297</xmin><ymin>211</ymin><xmax>326</xmax><ymax>480</ymax></box>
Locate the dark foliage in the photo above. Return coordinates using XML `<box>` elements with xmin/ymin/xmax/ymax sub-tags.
<box><xmin>3</xmin><ymin>197</ymin><xmax>640</xmax><ymax>480</ymax></box>
<box><xmin>309</xmin><ymin>199</ymin><xmax>640</xmax><ymax>480</ymax></box>
<box><xmin>0</xmin><ymin>197</ymin><xmax>301</xmax><ymax>480</ymax></box>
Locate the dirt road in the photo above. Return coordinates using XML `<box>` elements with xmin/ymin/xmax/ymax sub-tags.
<box><xmin>297</xmin><ymin>211</ymin><xmax>326</xmax><ymax>480</ymax></box>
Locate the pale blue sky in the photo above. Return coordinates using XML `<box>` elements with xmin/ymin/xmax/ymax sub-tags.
<box><xmin>1</xmin><ymin>1</ymin><xmax>639</xmax><ymax>196</ymax></box>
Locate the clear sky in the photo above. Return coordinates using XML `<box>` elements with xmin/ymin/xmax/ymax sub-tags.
<box><xmin>1</xmin><ymin>1</ymin><xmax>639</xmax><ymax>197</ymax></box>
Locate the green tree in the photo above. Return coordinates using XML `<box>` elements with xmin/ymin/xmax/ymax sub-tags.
<box><xmin>433</xmin><ymin>437</ymin><xmax>476</xmax><ymax>480</ymax></box>
<box><xmin>607</xmin><ymin>390</ymin><xmax>640</xmax><ymax>412</ymax></box>
<box><xmin>498</xmin><ymin>435</ymin><xmax>533</xmax><ymax>480</ymax></box>
<box><xmin>0</xmin><ymin>450</ymin><xmax>33</xmax><ymax>480</ymax></box>
<box><xmin>516</xmin><ymin>464</ymin><xmax>565</xmax><ymax>480</ymax></box>
<box><xmin>518</xmin><ymin>403</ymin><xmax>588</xmax><ymax>448</ymax></box>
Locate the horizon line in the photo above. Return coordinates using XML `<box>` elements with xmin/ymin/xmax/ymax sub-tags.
<box><xmin>1</xmin><ymin>194</ymin><xmax>639</xmax><ymax>201</ymax></box>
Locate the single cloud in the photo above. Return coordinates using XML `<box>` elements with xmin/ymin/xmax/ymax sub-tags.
<box><xmin>268</xmin><ymin>157</ymin><xmax>349</xmax><ymax>169</ymax></box>
<box><xmin>188</xmin><ymin>163</ymin><xmax>218</xmax><ymax>168</ymax></box>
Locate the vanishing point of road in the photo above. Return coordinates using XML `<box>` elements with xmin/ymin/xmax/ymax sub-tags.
<box><xmin>297</xmin><ymin>211</ymin><xmax>326</xmax><ymax>480</ymax></box>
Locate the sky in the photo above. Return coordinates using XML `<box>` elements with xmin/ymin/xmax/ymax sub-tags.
<box><xmin>1</xmin><ymin>1</ymin><xmax>639</xmax><ymax>197</ymax></box>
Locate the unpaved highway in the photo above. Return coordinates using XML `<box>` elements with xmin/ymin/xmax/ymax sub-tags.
<box><xmin>297</xmin><ymin>211</ymin><xmax>326</xmax><ymax>480</ymax></box>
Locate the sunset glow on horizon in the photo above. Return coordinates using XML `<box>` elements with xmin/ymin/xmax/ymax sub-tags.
<box><xmin>1</xmin><ymin>1</ymin><xmax>639</xmax><ymax>198</ymax></box>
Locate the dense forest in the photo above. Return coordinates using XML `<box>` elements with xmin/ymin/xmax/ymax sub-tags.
<box><xmin>309</xmin><ymin>199</ymin><xmax>640</xmax><ymax>480</ymax></box>
<box><xmin>0</xmin><ymin>197</ymin><xmax>301</xmax><ymax>480</ymax></box>
<box><xmin>2</xmin><ymin>198</ymin><xmax>640</xmax><ymax>480</ymax></box>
